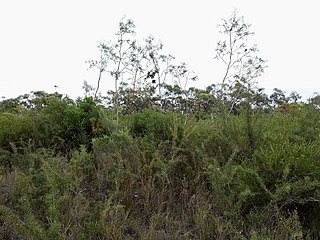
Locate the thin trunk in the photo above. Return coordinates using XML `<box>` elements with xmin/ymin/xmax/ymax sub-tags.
<box><xmin>221</xmin><ymin>31</ymin><xmax>234</xmax><ymax>88</ymax></box>
<box><xmin>94</xmin><ymin>69</ymin><xmax>103</xmax><ymax>100</ymax></box>
<box><xmin>94</xmin><ymin>49</ymin><xmax>105</xmax><ymax>100</ymax></box>
<box><xmin>115</xmin><ymin>35</ymin><xmax>124</xmax><ymax>124</ymax></box>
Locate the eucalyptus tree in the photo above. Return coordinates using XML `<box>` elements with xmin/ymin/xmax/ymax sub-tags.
<box><xmin>87</xmin><ymin>18</ymin><xmax>137</xmax><ymax>121</ymax></box>
<box><xmin>310</xmin><ymin>93</ymin><xmax>320</xmax><ymax>109</ymax></box>
<box><xmin>88</xmin><ymin>17</ymin><xmax>197</xmax><ymax>116</ymax></box>
<box><xmin>270</xmin><ymin>88</ymin><xmax>288</xmax><ymax>108</ymax></box>
<box><xmin>214</xmin><ymin>10</ymin><xmax>267</xmax><ymax>160</ymax></box>
<box><xmin>215</xmin><ymin>10</ymin><xmax>267</xmax><ymax>114</ymax></box>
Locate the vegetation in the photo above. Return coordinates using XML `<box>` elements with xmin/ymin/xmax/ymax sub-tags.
<box><xmin>1</xmin><ymin>11</ymin><xmax>320</xmax><ymax>240</ymax></box>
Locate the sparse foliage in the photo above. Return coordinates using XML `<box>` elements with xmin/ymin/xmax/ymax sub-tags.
<box><xmin>215</xmin><ymin>10</ymin><xmax>267</xmax><ymax>114</ymax></box>
<box><xmin>87</xmin><ymin>17</ymin><xmax>198</xmax><ymax>116</ymax></box>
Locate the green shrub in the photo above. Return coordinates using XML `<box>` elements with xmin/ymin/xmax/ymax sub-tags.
<box><xmin>0</xmin><ymin>112</ymin><xmax>32</xmax><ymax>148</ymax></box>
<box><xmin>130</xmin><ymin>108</ymin><xmax>172</xmax><ymax>141</ymax></box>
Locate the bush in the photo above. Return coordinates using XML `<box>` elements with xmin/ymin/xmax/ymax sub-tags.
<box><xmin>0</xmin><ymin>112</ymin><xmax>32</xmax><ymax>149</ymax></box>
<box><xmin>130</xmin><ymin>108</ymin><xmax>173</xmax><ymax>141</ymax></box>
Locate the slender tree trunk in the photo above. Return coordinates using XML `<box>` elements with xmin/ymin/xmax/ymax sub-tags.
<box><xmin>94</xmin><ymin>69</ymin><xmax>103</xmax><ymax>100</ymax></box>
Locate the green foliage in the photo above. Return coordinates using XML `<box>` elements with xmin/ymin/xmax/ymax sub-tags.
<box><xmin>1</xmin><ymin>97</ymin><xmax>319</xmax><ymax>238</ymax></box>
<box><xmin>0</xmin><ymin>112</ymin><xmax>32</xmax><ymax>148</ymax></box>
<box><xmin>1</xmin><ymin>12</ymin><xmax>320</xmax><ymax>239</ymax></box>
<box><xmin>130</xmin><ymin>108</ymin><xmax>173</xmax><ymax>141</ymax></box>
<box><xmin>36</xmin><ymin>96</ymin><xmax>100</xmax><ymax>151</ymax></box>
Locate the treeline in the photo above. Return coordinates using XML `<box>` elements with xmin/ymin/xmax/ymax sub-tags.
<box><xmin>1</xmin><ymin>11</ymin><xmax>320</xmax><ymax>239</ymax></box>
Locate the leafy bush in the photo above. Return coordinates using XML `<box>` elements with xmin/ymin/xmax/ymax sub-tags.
<box><xmin>130</xmin><ymin>108</ymin><xmax>173</xmax><ymax>141</ymax></box>
<box><xmin>0</xmin><ymin>112</ymin><xmax>32</xmax><ymax>149</ymax></box>
<box><xmin>35</xmin><ymin>96</ymin><xmax>101</xmax><ymax>152</ymax></box>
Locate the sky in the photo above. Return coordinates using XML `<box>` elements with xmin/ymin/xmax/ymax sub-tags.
<box><xmin>0</xmin><ymin>0</ymin><xmax>319</xmax><ymax>100</ymax></box>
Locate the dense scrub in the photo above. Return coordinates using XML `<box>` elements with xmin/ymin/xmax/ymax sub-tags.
<box><xmin>0</xmin><ymin>91</ymin><xmax>319</xmax><ymax>239</ymax></box>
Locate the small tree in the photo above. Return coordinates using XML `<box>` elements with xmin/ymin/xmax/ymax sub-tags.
<box><xmin>310</xmin><ymin>93</ymin><xmax>320</xmax><ymax>109</ymax></box>
<box><xmin>270</xmin><ymin>88</ymin><xmax>288</xmax><ymax>108</ymax></box>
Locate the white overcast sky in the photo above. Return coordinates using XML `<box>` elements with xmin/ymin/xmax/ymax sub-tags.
<box><xmin>0</xmin><ymin>0</ymin><xmax>319</xmax><ymax>100</ymax></box>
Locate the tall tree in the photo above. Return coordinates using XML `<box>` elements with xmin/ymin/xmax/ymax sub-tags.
<box><xmin>88</xmin><ymin>17</ymin><xmax>197</xmax><ymax>115</ymax></box>
<box><xmin>87</xmin><ymin>17</ymin><xmax>137</xmax><ymax>121</ymax></box>
<box><xmin>215</xmin><ymin>10</ymin><xmax>267</xmax><ymax>114</ymax></box>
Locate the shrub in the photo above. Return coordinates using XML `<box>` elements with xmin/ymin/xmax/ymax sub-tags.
<box><xmin>130</xmin><ymin>108</ymin><xmax>172</xmax><ymax>141</ymax></box>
